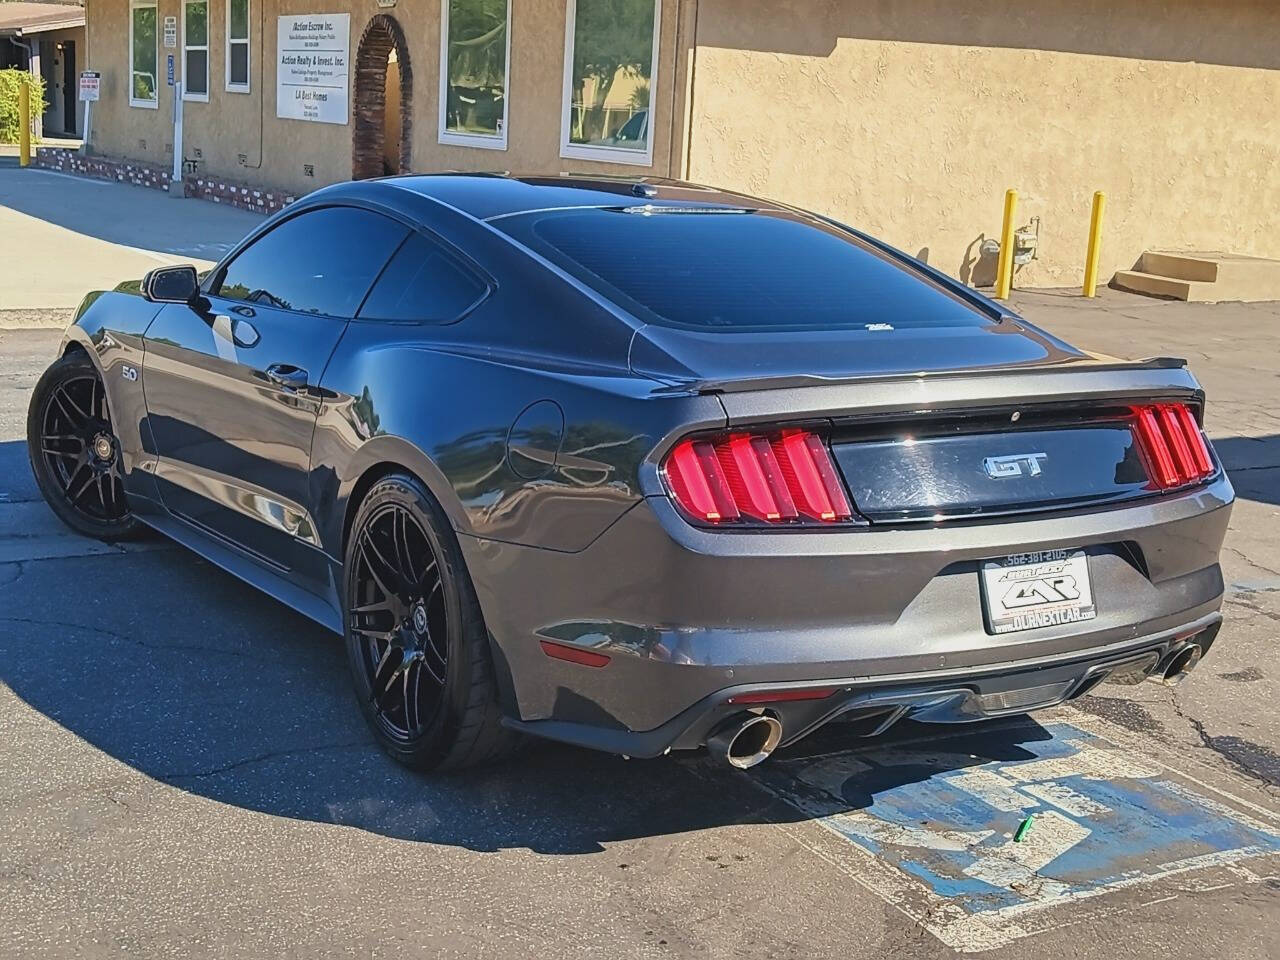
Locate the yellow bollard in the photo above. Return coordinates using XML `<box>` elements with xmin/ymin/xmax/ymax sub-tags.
<box><xmin>1082</xmin><ymin>191</ymin><xmax>1106</xmax><ymax>298</ymax></box>
<box><xmin>994</xmin><ymin>189</ymin><xmax>1017</xmax><ymax>300</ymax></box>
<box><xmin>18</xmin><ymin>79</ymin><xmax>31</xmax><ymax>168</ymax></box>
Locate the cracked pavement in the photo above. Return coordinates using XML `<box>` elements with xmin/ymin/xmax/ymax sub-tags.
<box><xmin>2</xmin><ymin>290</ymin><xmax>1280</xmax><ymax>959</ymax></box>
<box><xmin>1005</xmin><ymin>290</ymin><xmax>1280</xmax><ymax>798</ymax></box>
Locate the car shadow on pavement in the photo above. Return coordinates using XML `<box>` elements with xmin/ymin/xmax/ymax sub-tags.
<box><xmin>0</xmin><ymin>542</ymin><xmax>1061</xmax><ymax>855</ymax></box>
<box><xmin>1212</xmin><ymin>434</ymin><xmax>1280</xmax><ymax>507</ymax></box>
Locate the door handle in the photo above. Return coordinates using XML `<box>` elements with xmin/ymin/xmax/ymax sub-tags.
<box><xmin>265</xmin><ymin>363</ymin><xmax>309</xmax><ymax>390</ymax></box>
<box><xmin>231</xmin><ymin>304</ymin><xmax>256</xmax><ymax>318</ymax></box>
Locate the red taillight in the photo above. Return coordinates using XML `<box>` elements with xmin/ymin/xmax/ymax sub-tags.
<box><xmin>1130</xmin><ymin>402</ymin><xmax>1215</xmax><ymax>490</ymax></box>
<box><xmin>662</xmin><ymin>428</ymin><xmax>855</xmax><ymax>526</ymax></box>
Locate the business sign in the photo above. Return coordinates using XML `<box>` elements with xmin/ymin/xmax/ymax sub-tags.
<box><xmin>78</xmin><ymin>71</ymin><xmax>100</xmax><ymax>102</ymax></box>
<box><xmin>276</xmin><ymin>15</ymin><xmax>349</xmax><ymax>125</ymax></box>
<box><xmin>163</xmin><ymin>16</ymin><xmax>177</xmax><ymax>48</ymax></box>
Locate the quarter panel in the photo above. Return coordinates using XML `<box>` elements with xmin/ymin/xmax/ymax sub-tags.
<box><xmin>312</xmin><ymin>322</ymin><xmax>725</xmax><ymax>557</ymax></box>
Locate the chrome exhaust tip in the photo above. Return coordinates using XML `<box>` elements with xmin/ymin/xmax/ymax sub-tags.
<box><xmin>1160</xmin><ymin>643</ymin><xmax>1203</xmax><ymax>687</ymax></box>
<box><xmin>707</xmin><ymin>713</ymin><xmax>784</xmax><ymax>769</ymax></box>
<box><xmin>1147</xmin><ymin>642</ymin><xmax>1203</xmax><ymax>688</ymax></box>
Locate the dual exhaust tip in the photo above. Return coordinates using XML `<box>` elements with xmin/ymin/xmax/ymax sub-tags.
<box><xmin>709</xmin><ymin>638</ymin><xmax>1204</xmax><ymax>767</ymax></box>
<box><xmin>707</xmin><ymin>713</ymin><xmax>783</xmax><ymax>769</ymax></box>
<box><xmin>1150</xmin><ymin>640</ymin><xmax>1203</xmax><ymax>687</ymax></box>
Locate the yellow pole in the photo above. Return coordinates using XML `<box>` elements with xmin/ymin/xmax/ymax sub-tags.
<box><xmin>18</xmin><ymin>79</ymin><xmax>31</xmax><ymax>168</ymax></box>
<box><xmin>1082</xmin><ymin>191</ymin><xmax>1106</xmax><ymax>298</ymax></box>
<box><xmin>994</xmin><ymin>189</ymin><xmax>1017</xmax><ymax>300</ymax></box>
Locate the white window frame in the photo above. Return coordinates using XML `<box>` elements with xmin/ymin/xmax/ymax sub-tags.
<box><xmin>226</xmin><ymin>0</ymin><xmax>251</xmax><ymax>93</ymax></box>
<box><xmin>559</xmin><ymin>0</ymin><xmax>660</xmax><ymax>166</ymax></box>
<box><xmin>438</xmin><ymin>0</ymin><xmax>512</xmax><ymax>150</ymax></box>
<box><xmin>128</xmin><ymin>0</ymin><xmax>159</xmax><ymax>109</ymax></box>
<box><xmin>182</xmin><ymin>0</ymin><xmax>210</xmax><ymax>102</ymax></box>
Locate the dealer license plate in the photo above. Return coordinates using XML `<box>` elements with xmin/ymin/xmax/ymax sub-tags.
<box><xmin>981</xmin><ymin>549</ymin><xmax>1096</xmax><ymax>634</ymax></box>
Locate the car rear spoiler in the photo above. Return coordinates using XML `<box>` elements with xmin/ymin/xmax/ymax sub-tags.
<box><xmin>660</xmin><ymin>356</ymin><xmax>1191</xmax><ymax>396</ymax></box>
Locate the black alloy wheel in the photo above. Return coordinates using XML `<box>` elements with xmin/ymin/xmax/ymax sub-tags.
<box><xmin>27</xmin><ymin>352</ymin><xmax>143</xmax><ymax>541</ymax></box>
<box><xmin>349</xmin><ymin>500</ymin><xmax>449</xmax><ymax>741</ymax></box>
<box><xmin>343</xmin><ymin>474</ymin><xmax>516</xmax><ymax>770</ymax></box>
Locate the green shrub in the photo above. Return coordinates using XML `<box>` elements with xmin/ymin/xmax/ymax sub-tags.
<box><xmin>0</xmin><ymin>69</ymin><xmax>48</xmax><ymax>144</ymax></box>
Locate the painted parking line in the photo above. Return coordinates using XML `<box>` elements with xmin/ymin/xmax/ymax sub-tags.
<box><xmin>749</xmin><ymin>711</ymin><xmax>1280</xmax><ymax>953</ymax></box>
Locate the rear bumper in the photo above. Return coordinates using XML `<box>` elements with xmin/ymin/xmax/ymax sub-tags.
<box><xmin>501</xmin><ymin>613</ymin><xmax>1222</xmax><ymax>758</ymax></box>
<box><xmin>460</xmin><ymin>472</ymin><xmax>1233</xmax><ymax>754</ymax></box>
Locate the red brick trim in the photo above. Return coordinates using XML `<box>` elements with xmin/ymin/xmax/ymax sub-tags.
<box><xmin>352</xmin><ymin>13</ymin><xmax>413</xmax><ymax>181</ymax></box>
<box><xmin>34</xmin><ymin>147</ymin><xmax>172</xmax><ymax>191</ymax></box>
<box><xmin>186</xmin><ymin>176</ymin><xmax>297</xmax><ymax>214</ymax></box>
<box><xmin>32</xmin><ymin>148</ymin><xmax>298</xmax><ymax>215</ymax></box>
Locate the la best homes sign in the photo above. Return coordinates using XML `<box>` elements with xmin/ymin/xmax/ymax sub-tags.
<box><xmin>277</xmin><ymin>14</ymin><xmax>349</xmax><ymax>125</ymax></box>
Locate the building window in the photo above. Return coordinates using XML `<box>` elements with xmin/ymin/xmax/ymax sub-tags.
<box><xmin>183</xmin><ymin>0</ymin><xmax>209</xmax><ymax>101</ymax></box>
<box><xmin>560</xmin><ymin>0</ymin><xmax>659</xmax><ymax>165</ymax></box>
<box><xmin>129</xmin><ymin>0</ymin><xmax>159</xmax><ymax>108</ymax></box>
<box><xmin>227</xmin><ymin>0</ymin><xmax>250</xmax><ymax>92</ymax></box>
<box><xmin>439</xmin><ymin>0</ymin><xmax>510</xmax><ymax>149</ymax></box>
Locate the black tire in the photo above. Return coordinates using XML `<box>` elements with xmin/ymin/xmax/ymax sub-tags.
<box><xmin>343</xmin><ymin>473</ymin><xmax>518</xmax><ymax>771</ymax></box>
<box><xmin>26</xmin><ymin>351</ymin><xmax>145</xmax><ymax>542</ymax></box>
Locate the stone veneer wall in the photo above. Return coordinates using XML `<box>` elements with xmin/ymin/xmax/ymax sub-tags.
<box><xmin>33</xmin><ymin>148</ymin><xmax>172</xmax><ymax>192</ymax></box>
<box><xmin>33</xmin><ymin>148</ymin><xmax>299</xmax><ymax>215</ymax></box>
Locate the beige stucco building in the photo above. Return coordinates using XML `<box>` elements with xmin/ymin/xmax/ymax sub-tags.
<box><xmin>75</xmin><ymin>0</ymin><xmax>1280</xmax><ymax>287</ymax></box>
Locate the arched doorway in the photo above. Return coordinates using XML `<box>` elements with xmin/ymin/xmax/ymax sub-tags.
<box><xmin>352</xmin><ymin>14</ymin><xmax>413</xmax><ymax>180</ymax></box>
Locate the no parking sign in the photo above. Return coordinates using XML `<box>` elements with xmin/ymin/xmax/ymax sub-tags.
<box><xmin>78</xmin><ymin>72</ymin><xmax>100</xmax><ymax>102</ymax></box>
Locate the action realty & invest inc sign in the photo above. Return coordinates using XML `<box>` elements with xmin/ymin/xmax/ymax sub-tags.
<box><xmin>277</xmin><ymin>14</ymin><xmax>350</xmax><ymax>125</ymax></box>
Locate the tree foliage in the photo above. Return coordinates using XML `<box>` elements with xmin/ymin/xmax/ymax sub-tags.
<box><xmin>447</xmin><ymin>0</ymin><xmax>508</xmax><ymax>89</ymax></box>
<box><xmin>0</xmin><ymin>70</ymin><xmax>48</xmax><ymax>145</ymax></box>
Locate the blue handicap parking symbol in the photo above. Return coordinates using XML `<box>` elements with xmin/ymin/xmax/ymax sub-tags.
<box><xmin>756</xmin><ymin>717</ymin><xmax>1280</xmax><ymax>950</ymax></box>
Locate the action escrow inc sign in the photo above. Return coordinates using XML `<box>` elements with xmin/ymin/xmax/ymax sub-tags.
<box><xmin>276</xmin><ymin>14</ymin><xmax>350</xmax><ymax>125</ymax></box>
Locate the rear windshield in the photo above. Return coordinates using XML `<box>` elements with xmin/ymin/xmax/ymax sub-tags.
<box><xmin>498</xmin><ymin>208</ymin><xmax>988</xmax><ymax>332</ymax></box>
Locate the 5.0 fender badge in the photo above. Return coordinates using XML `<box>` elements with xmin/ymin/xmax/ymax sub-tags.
<box><xmin>121</xmin><ymin>365</ymin><xmax>139</xmax><ymax>382</ymax></box>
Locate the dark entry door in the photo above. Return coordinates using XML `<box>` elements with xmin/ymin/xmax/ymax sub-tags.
<box><xmin>38</xmin><ymin>42</ymin><xmax>57</xmax><ymax>130</ymax></box>
<box><xmin>142</xmin><ymin>205</ymin><xmax>409</xmax><ymax>592</ymax></box>
<box><xmin>63</xmin><ymin>41</ymin><xmax>76</xmax><ymax>136</ymax></box>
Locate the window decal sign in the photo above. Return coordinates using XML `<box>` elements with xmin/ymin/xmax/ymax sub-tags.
<box><xmin>276</xmin><ymin>14</ymin><xmax>349</xmax><ymax>125</ymax></box>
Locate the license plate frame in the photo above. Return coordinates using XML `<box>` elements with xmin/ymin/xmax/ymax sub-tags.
<box><xmin>980</xmin><ymin>549</ymin><xmax>1097</xmax><ymax>635</ymax></box>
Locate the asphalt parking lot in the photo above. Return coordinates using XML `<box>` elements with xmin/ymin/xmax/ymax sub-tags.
<box><xmin>2</xmin><ymin>295</ymin><xmax>1280</xmax><ymax>960</ymax></box>
<box><xmin>3</xmin><ymin>274</ymin><xmax>1280</xmax><ymax>955</ymax></box>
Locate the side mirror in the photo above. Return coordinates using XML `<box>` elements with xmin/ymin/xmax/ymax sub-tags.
<box><xmin>142</xmin><ymin>264</ymin><xmax>200</xmax><ymax>304</ymax></box>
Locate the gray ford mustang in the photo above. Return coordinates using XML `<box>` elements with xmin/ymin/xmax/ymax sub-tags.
<box><xmin>26</xmin><ymin>175</ymin><xmax>1233</xmax><ymax>771</ymax></box>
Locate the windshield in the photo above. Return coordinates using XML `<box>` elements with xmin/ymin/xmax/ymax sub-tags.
<box><xmin>497</xmin><ymin>207</ymin><xmax>989</xmax><ymax>332</ymax></box>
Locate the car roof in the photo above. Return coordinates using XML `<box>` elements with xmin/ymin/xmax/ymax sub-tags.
<box><xmin>368</xmin><ymin>173</ymin><xmax>792</xmax><ymax>223</ymax></box>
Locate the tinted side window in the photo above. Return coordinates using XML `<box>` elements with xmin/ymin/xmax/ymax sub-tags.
<box><xmin>357</xmin><ymin>232</ymin><xmax>487</xmax><ymax>323</ymax></box>
<box><xmin>214</xmin><ymin>207</ymin><xmax>408</xmax><ymax>318</ymax></box>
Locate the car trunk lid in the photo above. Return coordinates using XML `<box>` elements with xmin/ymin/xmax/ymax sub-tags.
<box><xmin>683</xmin><ymin>361</ymin><xmax>1212</xmax><ymax>525</ymax></box>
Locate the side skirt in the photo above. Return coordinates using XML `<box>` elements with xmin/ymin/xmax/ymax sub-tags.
<box><xmin>133</xmin><ymin>501</ymin><xmax>344</xmax><ymax>636</ymax></box>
